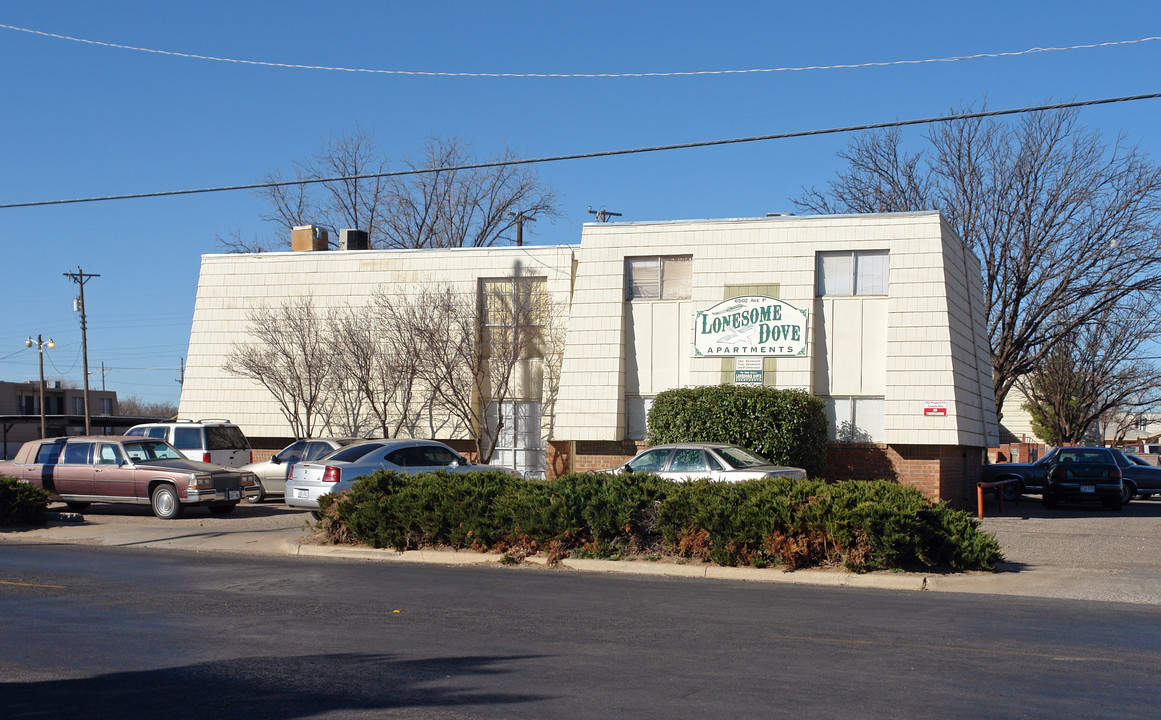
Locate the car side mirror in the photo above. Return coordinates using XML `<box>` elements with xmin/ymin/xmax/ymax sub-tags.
<box><xmin>270</xmin><ymin>456</ymin><xmax>282</xmax><ymax>465</ymax></box>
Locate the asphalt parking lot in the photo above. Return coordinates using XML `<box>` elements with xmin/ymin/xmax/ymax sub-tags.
<box><xmin>6</xmin><ymin>494</ymin><xmax>1161</xmax><ymax>604</ymax></box>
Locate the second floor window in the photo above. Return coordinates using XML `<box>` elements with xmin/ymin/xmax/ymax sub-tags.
<box><xmin>816</xmin><ymin>250</ymin><xmax>888</xmax><ymax>297</ymax></box>
<box><xmin>480</xmin><ymin>276</ymin><xmax>547</xmax><ymax>359</ymax></box>
<box><xmin>626</xmin><ymin>255</ymin><xmax>692</xmax><ymax>300</ymax></box>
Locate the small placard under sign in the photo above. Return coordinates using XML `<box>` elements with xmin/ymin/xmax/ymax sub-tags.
<box><xmin>924</xmin><ymin>402</ymin><xmax>948</xmax><ymax>417</ymax></box>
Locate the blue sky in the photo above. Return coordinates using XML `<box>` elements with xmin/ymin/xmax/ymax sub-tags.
<box><xmin>2</xmin><ymin>1</ymin><xmax>1160</xmax><ymax>405</ymax></box>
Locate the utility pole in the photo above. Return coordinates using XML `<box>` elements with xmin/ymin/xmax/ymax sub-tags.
<box><xmin>25</xmin><ymin>334</ymin><xmax>54</xmax><ymax>439</ymax></box>
<box><xmin>510</xmin><ymin>210</ymin><xmax>536</xmax><ymax>246</ymax></box>
<box><xmin>64</xmin><ymin>267</ymin><xmax>100</xmax><ymax>435</ymax></box>
<box><xmin>587</xmin><ymin>206</ymin><xmax>622</xmax><ymax>223</ymax></box>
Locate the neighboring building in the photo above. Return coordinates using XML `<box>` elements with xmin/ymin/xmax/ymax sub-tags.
<box><xmin>179</xmin><ymin>212</ymin><xmax>998</xmax><ymax>506</ymax></box>
<box><xmin>0</xmin><ymin>380</ymin><xmax>119</xmax><ymax>458</ymax></box>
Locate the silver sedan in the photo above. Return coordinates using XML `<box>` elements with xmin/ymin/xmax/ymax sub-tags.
<box><xmin>284</xmin><ymin>439</ymin><xmax>503</xmax><ymax>516</ymax></box>
<box><xmin>242</xmin><ymin>437</ymin><xmax>359</xmax><ymax>502</ymax></box>
<box><xmin>612</xmin><ymin>443</ymin><xmax>807</xmax><ymax>482</ymax></box>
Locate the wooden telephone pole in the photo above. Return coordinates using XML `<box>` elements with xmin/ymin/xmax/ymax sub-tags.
<box><xmin>64</xmin><ymin>267</ymin><xmax>99</xmax><ymax>434</ymax></box>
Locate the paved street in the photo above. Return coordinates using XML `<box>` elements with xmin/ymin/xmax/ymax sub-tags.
<box><xmin>3</xmin><ymin>541</ymin><xmax>1160</xmax><ymax>719</ymax></box>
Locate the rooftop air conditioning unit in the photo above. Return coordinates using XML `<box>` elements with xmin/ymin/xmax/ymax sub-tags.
<box><xmin>340</xmin><ymin>229</ymin><xmax>369</xmax><ymax>251</ymax></box>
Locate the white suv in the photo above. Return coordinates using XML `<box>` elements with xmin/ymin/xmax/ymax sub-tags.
<box><xmin>124</xmin><ymin>419</ymin><xmax>253</xmax><ymax>468</ymax></box>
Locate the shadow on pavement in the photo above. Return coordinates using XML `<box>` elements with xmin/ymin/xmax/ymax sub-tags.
<box><xmin>0</xmin><ymin>652</ymin><xmax>549</xmax><ymax>720</ymax></box>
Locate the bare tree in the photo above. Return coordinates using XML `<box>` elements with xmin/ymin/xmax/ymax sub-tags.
<box><xmin>796</xmin><ymin>107</ymin><xmax>1161</xmax><ymax>419</ymax></box>
<box><xmin>1019</xmin><ymin>301</ymin><xmax>1161</xmax><ymax>444</ymax></box>
<box><xmin>380</xmin><ymin>136</ymin><xmax>557</xmax><ymax>249</ymax></box>
<box><xmin>396</xmin><ymin>277</ymin><xmax>548</xmax><ymax>463</ymax></box>
<box><xmin>224</xmin><ymin>298</ymin><xmax>332</xmax><ymax>438</ymax></box>
<box><xmin>116</xmin><ymin>395</ymin><xmax>178</xmax><ymax>419</ymax></box>
<box><xmin>324</xmin><ymin>298</ymin><xmax>426</xmax><ymax>439</ymax></box>
<box><xmin>224</xmin><ymin>131</ymin><xmax>556</xmax><ymax>252</ymax></box>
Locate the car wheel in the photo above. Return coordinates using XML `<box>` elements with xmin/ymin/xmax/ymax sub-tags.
<box><xmin>1121</xmin><ymin>482</ymin><xmax>1135</xmax><ymax>506</ymax></box>
<box><xmin>1000</xmin><ymin>481</ymin><xmax>1021</xmax><ymax>502</ymax></box>
<box><xmin>151</xmin><ymin>484</ymin><xmax>184</xmax><ymax>519</ymax></box>
<box><xmin>208</xmin><ymin>503</ymin><xmax>237</xmax><ymax>515</ymax></box>
<box><xmin>64</xmin><ymin>501</ymin><xmax>90</xmax><ymax>511</ymax></box>
<box><xmin>246</xmin><ymin>483</ymin><xmax>266</xmax><ymax>504</ymax></box>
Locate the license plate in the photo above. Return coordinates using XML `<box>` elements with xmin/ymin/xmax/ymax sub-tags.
<box><xmin>296</xmin><ymin>489</ymin><xmax>308</xmax><ymax>499</ymax></box>
<box><xmin>1080</xmin><ymin>485</ymin><xmax>1095</xmax><ymax>493</ymax></box>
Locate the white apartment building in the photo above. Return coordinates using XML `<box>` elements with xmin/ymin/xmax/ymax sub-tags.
<box><xmin>179</xmin><ymin>211</ymin><xmax>998</xmax><ymax>505</ymax></box>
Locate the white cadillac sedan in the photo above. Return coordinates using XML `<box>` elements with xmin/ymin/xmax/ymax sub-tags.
<box><xmin>611</xmin><ymin>443</ymin><xmax>807</xmax><ymax>482</ymax></box>
<box><xmin>284</xmin><ymin>439</ymin><xmax>498</xmax><ymax>515</ymax></box>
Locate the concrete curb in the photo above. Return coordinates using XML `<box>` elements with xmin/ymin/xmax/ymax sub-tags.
<box><xmin>286</xmin><ymin>540</ymin><xmax>931</xmax><ymax>590</ymax></box>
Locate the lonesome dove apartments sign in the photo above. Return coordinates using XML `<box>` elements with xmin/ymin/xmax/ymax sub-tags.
<box><xmin>693</xmin><ymin>296</ymin><xmax>808</xmax><ymax>357</ymax></box>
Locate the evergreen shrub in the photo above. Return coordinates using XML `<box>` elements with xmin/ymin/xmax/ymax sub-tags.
<box><xmin>319</xmin><ymin>470</ymin><xmax>1002</xmax><ymax>572</ymax></box>
<box><xmin>646</xmin><ymin>385</ymin><xmax>829</xmax><ymax>477</ymax></box>
<box><xmin>0</xmin><ymin>476</ymin><xmax>50</xmax><ymax>526</ymax></box>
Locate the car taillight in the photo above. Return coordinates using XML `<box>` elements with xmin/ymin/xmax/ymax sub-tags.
<box><xmin>322</xmin><ymin>466</ymin><xmax>341</xmax><ymax>483</ymax></box>
<box><xmin>1110</xmin><ymin>467</ymin><xmax>1122</xmax><ymax>481</ymax></box>
<box><xmin>202</xmin><ymin>452</ymin><xmax>211</xmax><ymax>463</ymax></box>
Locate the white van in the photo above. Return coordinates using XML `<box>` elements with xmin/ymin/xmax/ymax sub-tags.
<box><xmin>124</xmin><ymin>419</ymin><xmax>252</xmax><ymax>468</ymax></box>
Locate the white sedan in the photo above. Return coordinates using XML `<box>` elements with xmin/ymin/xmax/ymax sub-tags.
<box><xmin>284</xmin><ymin>439</ymin><xmax>499</xmax><ymax>515</ymax></box>
<box><xmin>611</xmin><ymin>443</ymin><xmax>807</xmax><ymax>482</ymax></box>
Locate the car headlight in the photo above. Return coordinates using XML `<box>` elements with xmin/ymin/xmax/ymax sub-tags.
<box><xmin>240</xmin><ymin>472</ymin><xmax>258</xmax><ymax>487</ymax></box>
<box><xmin>188</xmin><ymin>473</ymin><xmax>213</xmax><ymax>490</ymax></box>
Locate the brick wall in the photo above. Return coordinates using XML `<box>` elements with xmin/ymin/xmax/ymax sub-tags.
<box><xmin>825</xmin><ymin>443</ymin><xmax>984</xmax><ymax>509</ymax></box>
<box><xmin>557</xmin><ymin>438</ymin><xmax>983</xmax><ymax>509</ymax></box>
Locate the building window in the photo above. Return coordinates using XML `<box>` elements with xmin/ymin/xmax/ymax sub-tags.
<box><xmin>816</xmin><ymin>250</ymin><xmax>888</xmax><ymax>297</ymax></box>
<box><xmin>824</xmin><ymin>396</ymin><xmax>885</xmax><ymax>442</ymax></box>
<box><xmin>626</xmin><ymin>255</ymin><xmax>692</xmax><ymax>300</ymax></box>
<box><xmin>101</xmin><ymin>398</ymin><xmax>113</xmax><ymax>415</ymax></box>
<box><xmin>480</xmin><ymin>276</ymin><xmax>547</xmax><ymax>359</ymax></box>
<box><xmin>485</xmin><ymin>401</ymin><xmax>544</xmax><ymax>478</ymax></box>
<box><xmin>72</xmin><ymin>397</ymin><xmax>84</xmax><ymax>415</ymax></box>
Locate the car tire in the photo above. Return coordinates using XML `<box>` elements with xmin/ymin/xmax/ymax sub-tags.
<box><xmin>1001</xmin><ymin>481</ymin><xmax>1022</xmax><ymax>502</ymax></box>
<box><xmin>246</xmin><ymin>484</ymin><xmax>266</xmax><ymax>504</ymax></box>
<box><xmin>151</xmin><ymin>484</ymin><xmax>184</xmax><ymax>520</ymax></box>
<box><xmin>64</xmin><ymin>501</ymin><xmax>90</xmax><ymax>511</ymax></box>
<box><xmin>208</xmin><ymin>503</ymin><xmax>237</xmax><ymax>515</ymax></box>
<box><xmin>1121</xmin><ymin>482</ymin><xmax>1135</xmax><ymax>506</ymax></box>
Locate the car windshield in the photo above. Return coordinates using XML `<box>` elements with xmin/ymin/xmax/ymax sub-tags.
<box><xmin>124</xmin><ymin>441</ymin><xmax>185</xmax><ymax>463</ymax></box>
<box><xmin>325</xmin><ymin>442</ymin><xmax>387</xmax><ymax>463</ymax></box>
<box><xmin>716</xmin><ymin>446</ymin><xmax>771</xmax><ymax>469</ymax></box>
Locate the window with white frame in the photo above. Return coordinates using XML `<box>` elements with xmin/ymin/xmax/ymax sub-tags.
<box><xmin>625</xmin><ymin>255</ymin><xmax>692</xmax><ymax>300</ymax></box>
<box><xmin>823</xmin><ymin>396</ymin><xmax>885</xmax><ymax>442</ymax></box>
<box><xmin>816</xmin><ymin>250</ymin><xmax>889</xmax><ymax>297</ymax></box>
<box><xmin>480</xmin><ymin>276</ymin><xmax>547</xmax><ymax>359</ymax></box>
<box><xmin>485</xmin><ymin>400</ymin><xmax>545</xmax><ymax>477</ymax></box>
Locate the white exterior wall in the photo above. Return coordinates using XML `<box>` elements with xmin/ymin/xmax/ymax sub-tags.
<box><xmin>180</xmin><ymin>246</ymin><xmax>575</xmax><ymax>438</ymax></box>
<box><xmin>180</xmin><ymin>212</ymin><xmax>998</xmax><ymax>449</ymax></box>
<box><xmin>554</xmin><ymin>212</ymin><xmax>999</xmax><ymax>447</ymax></box>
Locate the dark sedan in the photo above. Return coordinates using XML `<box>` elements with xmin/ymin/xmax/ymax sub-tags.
<box><xmin>1111</xmin><ymin>448</ymin><xmax>1161</xmax><ymax>504</ymax></box>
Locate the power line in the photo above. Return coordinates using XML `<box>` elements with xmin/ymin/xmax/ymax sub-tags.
<box><xmin>3</xmin><ymin>93</ymin><xmax>1161</xmax><ymax>212</ymax></box>
<box><xmin>2</xmin><ymin>23</ymin><xmax>1158</xmax><ymax>78</ymax></box>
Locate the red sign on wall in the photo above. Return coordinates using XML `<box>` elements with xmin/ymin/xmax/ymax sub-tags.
<box><xmin>924</xmin><ymin>402</ymin><xmax>948</xmax><ymax>417</ymax></box>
